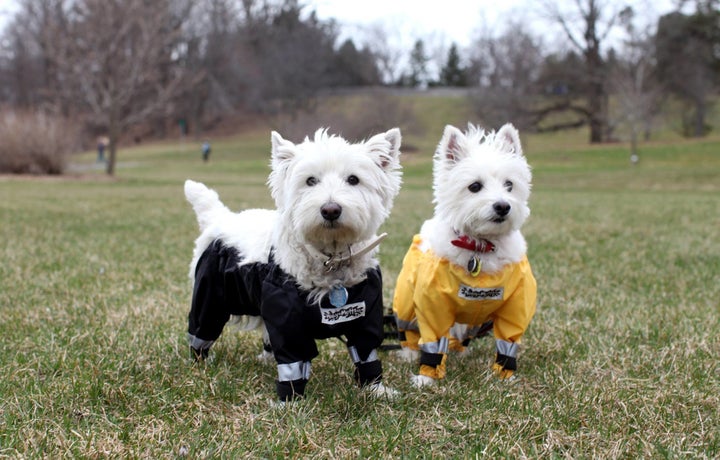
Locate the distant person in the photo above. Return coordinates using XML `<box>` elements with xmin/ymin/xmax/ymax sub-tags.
<box><xmin>201</xmin><ymin>140</ymin><xmax>211</xmax><ymax>162</ymax></box>
<box><xmin>97</xmin><ymin>136</ymin><xmax>108</xmax><ymax>162</ymax></box>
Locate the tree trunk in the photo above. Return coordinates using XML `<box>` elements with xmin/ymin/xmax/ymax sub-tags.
<box><xmin>106</xmin><ymin>110</ymin><xmax>120</xmax><ymax>176</ymax></box>
<box><xmin>587</xmin><ymin>75</ymin><xmax>607</xmax><ymax>143</ymax></box>
<box><xmin>695</xmin><ymin>98</ymin><xmax>706</xmax><ymax>137</ymax></box>
<box><xmin>106</xmin><ymin>136</ymin><xmax>117</xmax><ymax>176</ymax></box>
<box><xmin>589</xmin><ymin>118</ymin><xmax>603</xmax><ymax>143</ymax></box>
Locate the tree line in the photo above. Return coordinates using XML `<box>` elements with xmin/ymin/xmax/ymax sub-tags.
<box><xmin>0</xmin><ymin>0</ymin><xmax>718</xmax><ymax>175</ymax></box>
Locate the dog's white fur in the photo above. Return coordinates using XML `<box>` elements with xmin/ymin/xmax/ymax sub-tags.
<box><xmin>400</xmin><ymin>123</ymin><xmax>532</xmax><ymax>386</ymax></box>
<box><xmin>186</xmin><ymin>127</ymin><xmax>402</xmax><ymax>309</ymax></box>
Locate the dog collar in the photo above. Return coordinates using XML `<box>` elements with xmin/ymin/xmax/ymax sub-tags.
<box><xmin>451</xmin><ymin>232</ymin><xmax>495</xmax><ymax>276</ymax></box>
<box><xmin>450</xmin><ymin>234</ymin><xmax>495</xmax><ymax>253</ymax></box>
<box><xmin>322</xmin><ymin>232</ymin><xmax>388</xmax><ymax>273</ymax></box>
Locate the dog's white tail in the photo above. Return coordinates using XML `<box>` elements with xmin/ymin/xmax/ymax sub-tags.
<box><xmin>184</xmin><ymin>180</ymin><xmax>227</xmax><ymax>232</ymax></box>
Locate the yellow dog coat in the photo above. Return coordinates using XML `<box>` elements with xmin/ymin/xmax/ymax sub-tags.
<box><xmin>393</xmin><ymin>235</ymin><xmax>537</xmax><ymax>379</ymax></box>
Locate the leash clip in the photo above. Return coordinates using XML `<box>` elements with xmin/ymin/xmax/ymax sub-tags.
<box><xmin>322</xmin><ymin>233</ymin><xmax>388</xmax><ymax>273</ymax></box>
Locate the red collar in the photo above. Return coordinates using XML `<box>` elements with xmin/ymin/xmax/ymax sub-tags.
<box><xmin>450</xmin><ymin>234</ymin><xmax>495</xmax><ymax>253</ymax></box>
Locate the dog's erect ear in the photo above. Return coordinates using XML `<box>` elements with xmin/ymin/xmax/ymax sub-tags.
<box><xmin>269</xmin><ymin>131</ymin><xmax>297</xmax><ymax>207</ymax></box>
<box><xmin>271</xmin><ymin>131</ymin><xmax>296</xmax><ymax>166</ymax></box>
<box><xmin>366</xmin><ymin>127</ymin><xmax>402</xmax><ymax>170</ymax></box>
<box><xmin>438</xmin><ymin>125</ymin><xmax>467</xmax><ymax>166</ymax></box>
<box><xmin>496</xmin><ymin>123</ymin><xmax>523</xmax><ymax>156</ymax></box>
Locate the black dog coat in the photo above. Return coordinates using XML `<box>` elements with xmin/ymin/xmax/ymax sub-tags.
<box><xmin>188</xmin><ymin>240</ymin><xmax>385</xmax><ymax>400</ymax></box>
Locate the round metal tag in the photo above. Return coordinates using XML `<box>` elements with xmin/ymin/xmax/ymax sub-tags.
<box><xmin>329</xmin><ymin>285</ymin><xmax>349</xmax><ymax>307</ymax></box>
<box><xmin>468</xmin><ymin>256</ymin><xmax>482</xmax><ymax>276</ymax></box>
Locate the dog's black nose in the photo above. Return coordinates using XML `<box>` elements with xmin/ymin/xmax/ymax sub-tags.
<box><xmin>493</xmin><ymin>201</ymin><xmax>511</xmax><ymax>217</ymax></box>
<box><xmin>321</xmin><ymin>202</ymin><xmax>342</xmax><ymax>221</ymax></box>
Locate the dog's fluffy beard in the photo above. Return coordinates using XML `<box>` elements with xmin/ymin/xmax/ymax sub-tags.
<box><xmin>186</xmin><ymin>127</ymin><xmax>402</xmax><ymax>305</ymax></box>
<box><xmin>420</xmin><ymin>123</ymin><xmax>532</xmax><ymax>274</ymax></box>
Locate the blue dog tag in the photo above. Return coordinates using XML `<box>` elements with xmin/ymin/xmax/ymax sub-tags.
<box><xmin>329</xmin><ymin>285</ymin><xmax>349</xmax><ymax>307</ymax></box>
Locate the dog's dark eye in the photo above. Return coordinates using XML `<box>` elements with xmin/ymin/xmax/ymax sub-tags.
<box><xmin>306</xmin><ymin>176</ymin><xmax>318</xmax><ymax>186</ymax></box>
<box><xmin>468</xmin><ymin>181</ymin><xmax>483</xmax><ymax>193</ymax></box>
<box><xmin>347</xmin><ymin>175</ymin><xmax>359</xmax><ymax>186</ymax></box>
<box><xmin>504</xmin><ymin>180</ymin><xmax>513</xmax><ymax>192</ymax></box>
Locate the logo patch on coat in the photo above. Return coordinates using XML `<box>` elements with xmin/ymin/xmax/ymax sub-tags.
<box><xmin>320</xmin><ymin>301</ymin><xmax>366</xmax><ymax>324</ymax></box>
<box><xmin>458</xmin><ymin>285</ymin><xmax>504</xmax><ymax>301</ymax></box>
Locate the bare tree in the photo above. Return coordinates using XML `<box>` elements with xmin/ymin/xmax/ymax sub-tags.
<box><xmin>467</xmin><ymin>19</ymin><xmax>545</xmax><ymax>131</ymax></box>
<box><xmin>542</xmin><ymin>0</ymin><xmax>625</xmax><ymax>143</ymax></box>
<box><xmin>179</xmin><ymin>0</ymin><xmax>242</xmax><ymax>137</ymax></box>
<box><xmin>2</xmin><ymin>0</ymin><xmax>383</xmax><ymax>144</ymax></box>
<box><xmin>363</xmin><ymin>23</ymin><xmax>405</xmax><ymax>85</ymax></box>
<box><xmin>238</xmin><ymin>0</ymin><xmax>338</xmax><ymax>116</ymax></box>
<box><xmin>0</xmin><ymin>18</ymin><xmax>44</xmax><ymax>107</ymax></box>
<box><xmin>609</xmin><ymin>6</ymin><xmax>665</xmax><ymax>157</ymax></box>
<box><xmin>41</xmin><ymin>0</ymin><xmax>202</xmax><ymax>175</ymax></box>
<box><xmin>0</xmin><ymin>0</ymin><xmax>65</xmax><ymax>110</ymax></box>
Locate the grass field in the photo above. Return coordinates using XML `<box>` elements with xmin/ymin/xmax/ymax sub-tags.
<box><xmin>1</xmin><ymin>120</ymin><xmax>719</xmax><ymax>458</ymax></box>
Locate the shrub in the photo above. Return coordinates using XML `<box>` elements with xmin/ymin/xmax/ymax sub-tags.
<box><xmin>0</xmin><ymin>110</ymin><xmax>80</xmax><ymax>175</ymax></box>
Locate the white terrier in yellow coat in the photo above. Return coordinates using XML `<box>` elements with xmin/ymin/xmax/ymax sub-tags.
<box><xmin>393</xmin><ymin>123</ymin><xmax>536</xmax><ymax>386</ymax></box>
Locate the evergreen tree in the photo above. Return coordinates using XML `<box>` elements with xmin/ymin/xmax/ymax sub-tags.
<box><xmin>440</xmin><ymin>43</ymin><xmax>467</xmax><ymax>86</ymax></box>
<box><xmin>656</xmin><ymin>5</ymin><xmax>720</xmax><ymax>137</ymax></box>
<box><xmin>405</xmin><ymin>39</ymin><xmax>429</xmax><ymax>88</ymax></box>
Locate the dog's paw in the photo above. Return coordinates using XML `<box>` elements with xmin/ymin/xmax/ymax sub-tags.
<box><xmin>455</xmin><ymin>347</ymin><xmax>471</xmax><ymax>358</ymax></box>
<box><xmin>190</xmin><ymin>346</ymin><xmax>210</xmax><ymax>363</ymax></box>
<box><xmin>256</xmin><ymin>349</ymin><xmax>274</xmax><ymax>363</ymax></box>
<box><xmin>392</xmin><ymin>347</ymin><xmax>419</xmax><ymax>363</ymax></box>
<box><xmin>491</xmin><ymin>363</ymin><xmax>515</xmax><ymax>380</ymax></box>
<box><xmin>269</xmin><ymin>398</ymin><xmax>295</xmax><ymax>409</ymax></box>
<box><xmin>366</xmin><ymin>382</ymin><xmax>400</xmax><ymax>399</ymax></box>
<box><xmin>410</xmin><ymin>374</ymin><xmax>436</xmax><ymax>388</ymax></box>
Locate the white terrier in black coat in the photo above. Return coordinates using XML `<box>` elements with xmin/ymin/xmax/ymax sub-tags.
<box><xmin>185</xmin><ymin>128</ymin><xmax>402</xmax><ymax>401</ymax></box>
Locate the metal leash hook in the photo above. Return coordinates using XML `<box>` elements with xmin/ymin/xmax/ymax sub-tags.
<box><xmin>323</xmin><ymin>233</ymin><xmax>388</xmax><ymax>273</ymax></box>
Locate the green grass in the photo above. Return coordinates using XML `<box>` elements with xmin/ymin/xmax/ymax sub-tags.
<box><xmin>1</xmin><ymin>121</ymin><xmax>719</xmax><ymax>458</ymax></box>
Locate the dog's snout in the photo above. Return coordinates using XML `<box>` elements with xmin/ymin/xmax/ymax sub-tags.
<box><xmin>493</xmin><ymin>201</ymin><xmax>511</xmax><ymax>217</ymax></box>
<box><xmin>320</xmin><ymin>202</ymin><xmax>342</xmax><ymax>221</ymax></box>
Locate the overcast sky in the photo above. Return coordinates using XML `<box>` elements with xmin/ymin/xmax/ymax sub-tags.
<box><xmin>0</xmin><ymin>0</ymin><xmax>17</xmax><ymax>27</ymax></box>
<box><xmin>310</xmin><ymin>0</ymin><xmax>546</xmax><ymax>48</ymax></box>
<box><xmin>308</xmin><ymin>0</ymin><xmax>680</xmax><ymax>50</ymax></box>
<box><xmin>0</xmin><ymin>0</ymin><xmax>681</xmax><ymax>50</ymax></box>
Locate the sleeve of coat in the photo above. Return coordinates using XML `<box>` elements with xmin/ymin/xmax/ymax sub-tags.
<box><xmin>492</xmin><ymin>259</ymin><xmax>537</xmax><ymax>344</ymax></box>
<box><xmin>392</xmin><ymin>236</ymin><xmax>422</xmax><ymax>348</ymax></box>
